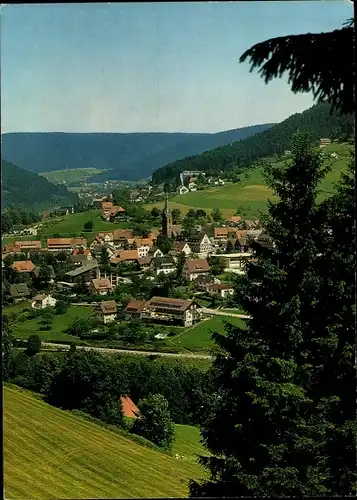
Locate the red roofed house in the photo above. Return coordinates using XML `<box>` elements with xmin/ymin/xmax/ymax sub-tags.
<box><xmin>47</xmin><ymin>238</ymin><xmax>87</xmax><ymax>253</ymax></box>
<box><xmin>121</xmin><ymin>396</ymin><xmax>140</xmax><ymax>418</ymax></box>
<box><xmin>11</xmin><ymin>260</ymin><xmax>36</xmax><ymax>273</ymax></box>
<box><xmin>182</xmin><ymin>258</ymin><xmax>210</xmax><ymax>282</ymax></box>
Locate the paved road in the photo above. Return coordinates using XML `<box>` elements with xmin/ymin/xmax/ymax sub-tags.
<box><xmin>202</xmin><ymin>307</ymin><xmax>252</xmax><ymax>319</ymax></box>
<box><xmin>41</xmin><ymin>342</ymin><xmax>213</xmax><ymax>359</ymax></box>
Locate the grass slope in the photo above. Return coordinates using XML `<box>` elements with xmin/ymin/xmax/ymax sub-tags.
<box><xmin>10</xmin><ymin>306</ymin><xmax>93</xmax><ymax>342</ymax></box>
<box><xmin>145</xmin><ymin>142</ymin><xmax>351</xmax><ymax>219</ymax></box>
<box><xmin>40</xmin><ymin>168</ymin><xmax>105</xmax><ymax>185</ymax></box>
<box><xmin>4</xmin><ymin>385</ymin><xmax>205</xmax><ymax>499</ymax></box>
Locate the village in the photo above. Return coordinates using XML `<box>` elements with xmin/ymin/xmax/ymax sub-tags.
<box><xmin>2</xmin><ymin>194</ymin><xmax>269</xmax><ymax>347</ymax></box>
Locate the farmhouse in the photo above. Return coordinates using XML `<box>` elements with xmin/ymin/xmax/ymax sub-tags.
<box><xmin>126</xmin><ymin>296</ymin><xmax>203</xmax><ymax>327</ymax></box>
<box><xmin>31</xmin><ymin>294</ymin><xmax>57</xmax><ymax>310</ymax></box>
<box><xmin>227</xmin><ymin>216</ymin><xmax>242</xmax><ymax>226</ymax></box>
<box><xmin>65</xmin><ymin>261</ymin><xmax>99</xmax><ymax>283</ymax></box>
<box><xmin>182</xmin><ymin>258</ymin><xmax>210</xmax><ymax>281</ymax></box>
<box><xmin>113</xmin><ymin>229</ymin><xmax>134</xmax><ymax>246</ymax></box>
<box><xmin>90</xmin><ymin>278</ymin><xmax>112</xmax><ymax>296</ymax></box>
<box><xmin>113</xmin><ymin>250</ymin><xmax>140</xmax><ymax>263</ymax></box>
<box><xmin>121</xmin><ymin>396</ymin><xmax>140</xmax><ymax>418</ymax></box>
<box><xmin>14</xmin><ymin>240</ymin><xmax>42</xmax><ymax>252</ymax></box>
<box><xmin>125</xmin><ymin>299</ymin><xmax>147</xmax><ymax>319</ymax></box>
<box><xmin>213</xmin><ymin>227</ymin><xmax>237</xmax><ymax>243</ymax></box>
<box><xmin>96</xmin><ymin>300</ymin><xmax>117</xmax><ymax>324</ymax></box>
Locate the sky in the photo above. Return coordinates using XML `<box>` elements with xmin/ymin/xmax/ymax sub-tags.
<box><xmin>1</xmin><ymin>1</ymin><xmax>353</xmax><ymax>133</ymax></box>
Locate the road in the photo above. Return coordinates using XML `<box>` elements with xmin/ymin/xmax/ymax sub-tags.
<box><xmin>41</xmin><ymin>342</ymin><xmax>212</xmax><ymax>359</ymax></box>
<box><xmin>201</xmin><ymin>307</ymin><xmax>252</xmax><ymax>319</ymax></box>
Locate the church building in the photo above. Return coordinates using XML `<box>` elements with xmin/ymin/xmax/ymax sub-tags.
<box><xmin>161</xmin><ymin>194</ymin><xmax>173</xmax><ymax>238</ymax></box>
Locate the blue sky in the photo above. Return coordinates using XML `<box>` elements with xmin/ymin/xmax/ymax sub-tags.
<box><xmin>1</xmin><ymin>1</ymin><xmax>353</xmax><ymax>133</ymax></box>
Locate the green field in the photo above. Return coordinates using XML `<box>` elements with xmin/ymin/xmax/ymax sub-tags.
<box><xmin>40</xmin><ymin>168</ymin><xmax>105</xmax><ymax>185</ymax></box>
<box><xmin>144</xmin><ymin>142</ymin><xmax>351</xmax><ymax>219</ymax></box>
<box><xmin>4</xmin><ymin>385</ymin><xmax>205</xmax><ymax>498</ymax></box>
<box><xmin>40</xmin><ymin>210</ymin><xmax>130</xmax><ymax>240</ymax></box>
<box><xmin>10</xmin><ymin>306</ymin><xmax>93</xmax><ymax>342</ymax></box>
<box><xmin>173</xmin><ymin>424</ymin><xmax>207</xmax><ymax>463</ymax></box>
<box><xmin>171</xmin><ymin>316</ymin><xmax>246</xmax><ymax>352</ymax></box>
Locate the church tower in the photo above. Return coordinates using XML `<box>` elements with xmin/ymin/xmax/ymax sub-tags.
<box><xmin>162</xmin><ymin>194</ymin><xmax>173</xmax><ymax>238</ymax></box>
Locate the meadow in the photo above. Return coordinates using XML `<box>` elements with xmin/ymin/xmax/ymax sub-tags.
<box><xmin>170</xmin><ymin>315</ymin><xmax>246</xmax><ymax>352</ymax></box>
<box><xmin>4</xmin><ymin>385</ymin><xmax>205</xmax><ymax>499</ymax></box>
<box><xmin>144</xmin><ymin>142</ymin><xmax>351</xmax><ymax>219</ymax></box>
<box><xmin>40</xmin><ymin>168</ymin><xmax>105</xmax><ymax>185</ymax></box>
<box><xmin>10</xmin><ymin>306</ymin><xmax>93</xmax><ymax>342</ymax></box>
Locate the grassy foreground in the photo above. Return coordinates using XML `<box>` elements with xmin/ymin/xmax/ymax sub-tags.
<box><xmin>4</xmin><ymin>385</ymin><xmax>205</xmax><ymax>499</ymax></box>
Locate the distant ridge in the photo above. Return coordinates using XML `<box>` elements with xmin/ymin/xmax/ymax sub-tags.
<box><xmin>151</xmin><ymin>102</ymin><xmax>354</xmax><ymax>184</ymax></box>
<box><xmin>1</xmin><ymin>159</ymin><xmax>77</xmax><ymax>210</ymax></box>
<box><xmin>1</xmin><ymin>124</ymin><xmax>275</xmax><ymax>182</ymax></box>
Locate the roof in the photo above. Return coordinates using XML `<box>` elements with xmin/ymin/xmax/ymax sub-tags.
<box><xmin>208</xmin><ymin>283</ymin><xmax>234</xmax><ymax>291</ymax></box>
<box><xmin>229</xmin><ymin>216</ymin><xmax>242</xmax><ymax>223</ymax></box>
<box><xmin>14</xmin><ymin>240</ymin><xmax>42</xmax><ymax>250</ymax></box>
<box><xmin>184</xmin><ymin>259</ymin><xmax>210</xmax><ymax>274</ymax></box>
<box><xmin>91</xmin><ymin>278</ymin><xmax>112</xmax><ymax>290</ymax></box>
<box><xmin>70</xmin><ymin>254</ymin><xmax>90</xmax><ymax>264</ymax></box>
<box><xmin>102</xmin><ymin>201</ymin><xmax>113</xmax><ymax>209</ymax></box>
<box><xmin>134</xmin><ymin>238</ymin><xmax>153</xmax><ymax>247</ymax></box>
<box><xmin>11</xmin><ymin>260</ymin><xmax>35</xmax><ymax>273</ymax></box>
<box><xmin>9</xmin><ymin>283</ymin><xmax>30</xmax><ymax>297</ymax></box>
<box><xmin>172</xmin><ymin>241</ymin><xmax>190</xmax><ymax>251</ymax></box>
<box><xmin>214</xmin><ymin>227</ymin><xmax>229</xmax><ymax>238</ymax></box>
<box><xmin>137</xmin><ymin>257</ymin><xmax>152</xmax><ymax>266</ymax></box>
<box><xmin>33</xmin><ymin>294</ymin><xmax>48</xmax><ymax>301</ymax></box>
<box><xmin>125</xmin><ymin>299</ymin><xmax>147</xmax><ymax>313</ymax></box>
<box><xmin>151</xmin><ymin>256</ymin><xmax>176</xmax><ymax>269</ymax></box>
<box><xmin>47</xmin><ymin>238</ymin><xmax>72</xmax><ymax>246</ymax></box>
<box><xmin>99</xmin><ymin>300</ymin><xmax>117</xmax><ymax>314</ymax></box>
<box><xmin>121</xmin><ymin>396</ymin><xmax>140</xmax><ymax>418</ymax></box>
<box><xmin>196</xmin><ymin>273</ymin><xmax>217</xmax><ymax>284</ymax></box>
<box><xmin>65</xmin><ymin>261</ymin><xmax>98</xmax><ymax>277</ymax></box>
<box><xmin>113</xmin><ymin>229</ymin><xmax>133</xmax><ymax>240</ymax></box>
<box><xmin>146</xmin><ymin>296</ymin><xmax>193</xmax><ymax>312</ymax></box>
<box><xmin>116</xmin><ymin>250</ymin><xmax>139</xmax><ymax>262</ymax></box>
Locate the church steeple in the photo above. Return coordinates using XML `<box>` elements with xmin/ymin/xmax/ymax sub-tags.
<box><xmin>162</xmin><ymin>192</ymin><xmax>172</xmax><ymax>238</ymax></box>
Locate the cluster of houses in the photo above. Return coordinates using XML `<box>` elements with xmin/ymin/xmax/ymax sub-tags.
<box><xmin>91</xmin><ymin>198</ymin><xmax>127</xmax><ymax>222</ymax></box>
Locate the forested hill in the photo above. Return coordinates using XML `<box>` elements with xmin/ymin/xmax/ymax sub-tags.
<box><xmin>2</xmin><ymin>160</ymin><xmax>78</xmax><ymax>209</ymax></box>
<box><xmin>1</xmin><ymin>125</ymin><xmax>274</xmax><ymax>182</ymax></box>
<box><xmin>151</xmin><ymin>102</ymin><xmax>354</xmax><ymax>184</ymax></box>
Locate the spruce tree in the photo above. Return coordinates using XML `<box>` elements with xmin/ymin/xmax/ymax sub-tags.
<box><xmin>190</xmin><ymin>133</ymin><xmax>334</xmax><ymax>497</ymax></box>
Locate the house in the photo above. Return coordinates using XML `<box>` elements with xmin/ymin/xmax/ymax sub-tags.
<box><xmin>169</xmin><ymin>241</ymin><xmax>192</xmax><ymax>256</ymax></box>
<box><xmin>31</xmin><ymin>294</ymin><xmax>57</xmax><ymax>309</ymax></box>
<box><xmin>92</xmin><ymin>196</ymin><xmax>107</xmax><ymax>208</ymax></box>
<box><xmin>147</xmin><ymin>247</ymin><xmax>164</xmax><ymax>259</ymax></box>
<box><xmin>126</xmin><ymin>296</ymin><xmax>203</xmax><ymax>327</ymax></box>
<box><xmin>182</xmin><ymin>258</ymin><xmax>210</xmax><ymax>281</ymax></box>
<box><xmin>213</xmin><ymin>227</ymin><xmax>237</xmax><ymax>243</ymax></box>
<box><xmin>234</xmin><ymin>237</ymin><xmax>251</xmax><ymax>253</ymax></box>
<box><xmin>96</xmin><ymin>300</ymin><xmax>117</xmax><ymax>324</ymax></box>
<box><xmin>47</xmin><ymin>238</ymin><xmax>87</xmax><ymax>253</ymax></box>
<box><xmin>207</xmin><ymin>283</ymin><xmax>234</xmax><ymax>298</ymax></box>
<box><xmin>113</xmin><ymin>229</ymin><xmax>133</xmax><ymax>247</ymax></box>
<box><xmin>69</xmin><ymin>254</ymin><xmax>93</xmax><ymax>266</ymax></box>
<box><xmin>8</xmin><ymin>283</ymin><xmax>31</xmax><ymax>302</ymax></box>
<box><xmin>112</xmin><ymin>250</ymin><xmax>140</xmax><ymax>264</ymax></box>
<box><xmin>320</xmin><ymin>138</ymin><xmax>331</xmax><ymax>147</ymax></box>
<box><xmin>125</xmin><ymin>299</ymin><xmax>147</xmax><ymax>319</ymax></box>
<box><xmin>195</xmin><ymin>274</ymin><xmax>220</xmax><ymax>292</ymax></box>
<box><xmin>65</xmin><ymin>260</ymin><xmax>99</xmax><ymax>283</ymax></box>
<box><xmin>256</xmin><ymin>230</ymin><xmax>275</xmax><ymax>250</ymax></box>
<box><xmin>187</xmin><ymin>232</ymin><xmax>212</xmax><ymax>255</ymax></box>
<box><xmin>90</xmin><ymin>278</ymin><xmax>112</xmax><ymax>296</ymax></box>
<box><xmin>150</xmin><ymin>256</ymin><xmax>176</xmax><ymax>276</ymax></box>
<box><xmin>130</xmin><ymin>238</ymin><xmax>153</xmax><ymax>258</ymax></box>
<box><xmin>137</xmin><ymin>256</ymin><xmax>152</xmax><ymax>270</ymax></box>
<box><xmin>11</xmin><ymin>260</ymin><xmax>36</xmax><ymax>273</ymax></box>
<box><xmin>188</xmin><ymin>182</ymin><xmax>197</xmax><ymax>191</ymax></box>
<box><xmin>177</xmin><ymin>185</ymin><xmax>189</xmax><ymax>195</ymax></box>
<box><xmin>129</xmin><ymin>190</ymin><xmax>141</xmax><ymax>202</ymax></box>
<box><xmin>121</xmin><ymin>396</ymin><xmax>140</xmax><ymax>418</ymax></box>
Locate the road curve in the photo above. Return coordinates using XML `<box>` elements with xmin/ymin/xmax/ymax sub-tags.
<box><xmin>41</xmin><ymin>342</ymin><xmax>213</xmax><ymax>360</ymax></box>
